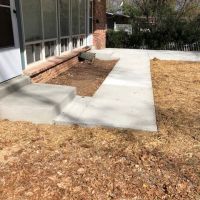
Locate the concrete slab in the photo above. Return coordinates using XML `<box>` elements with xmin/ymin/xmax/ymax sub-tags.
<box><xmin>54</xmin><ymin>96</ymin><xmax>92</xmax><ymax>125</ymax></box>
<box><xmin>56</xmin><ymin>49</ymin><xmax>157</xmax><ymax>131</ymax></box>
<box><xmin>55</xmin><ymin>85</ymin><xmax>156</xmax><ymax>131</ymax></box>
<box><xmin>0</xmin><ymin>84</ymin><xmax>76</xmax><ymax>124</ymax></box>
<box><xmin>0</xmin><ymin>75</ymin><xmax>31</xmax><ymax>99</ymax></box>
<box><xmin>82</xmin><ymin>87</ymin><xmax>156</xmax><ymax>131</ymax></box>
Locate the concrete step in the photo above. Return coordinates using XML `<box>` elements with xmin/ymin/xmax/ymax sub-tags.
<box><xmin>0</xmin><ymin>84</ymin><xmax>76</xmax><ymax>124</ymax></box>
<box><xmin>0</xmin><ymin>76</ymin><xmax>31</xmax><ymax>99</ymax></box>
<box><xmin>54</xmin><ymin>96</ymin><xmax>92</xmax><ymax>125</ymax></box>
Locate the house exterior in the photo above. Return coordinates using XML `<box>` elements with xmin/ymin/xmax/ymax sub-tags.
<box><xmin>106</xmin><ymin>12</ymin><xmax>132</xmax><ymax>34</ymax></box>
<box><xmin>106</xmin><ymin>12</ymin><xmax>130</xmax><ymax>30</ymax></box>
<box><xmin>0</xmin><ymin>0</ymin><xmax>106</xmax><ymax>83</ymax></box>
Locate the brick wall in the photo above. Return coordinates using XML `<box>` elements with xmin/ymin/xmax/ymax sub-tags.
<box><xmin>31</xmin><ymin>57</ymin><xmax>78</xmax><ymax>83</ymax></box>
<box><xmin>24</xmin><ymin>47</ymin><xmax>90</xmax><ymax>83</ymax></box>
<box><xmin>93</xmin><ymin>0</ymin><xmax>106</xmax><ymax>49</ymax></box>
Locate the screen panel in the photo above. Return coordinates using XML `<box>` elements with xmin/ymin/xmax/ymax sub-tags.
<box><xmin>26</xmin><ymin>45</ymin><xmax>34</xmax><ymax>64</ymax></box>
<box><xmin>21</xmin><ymin>0</ymin><xmax>43</xmax><ymax>42</ymax></box>
<box><xmin>89</xmin><ymin>0</ymin><xmax>93</xmax><ymax>34</ymax></box>
<box><xmin>72</xmin><ymin>0</ymin><xmax>79</xmax><ymax>35</ymax></box>
<box><xmin>60</xmin><ymin>0</ymin><xmax>70</xmax><ymax>37</ymax></box>
<box><xmin>42</xmin><ymin>0</ymin><xmax>57</xmax><ymax>39</ymax></box>
<box><xmin>80</xmin><ymin>0</ymin><xmax>86</xmax><ymax>34</ymax></box>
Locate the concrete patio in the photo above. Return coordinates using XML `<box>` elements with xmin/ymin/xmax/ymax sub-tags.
<box><xmin>1</xmin><ymin>49</ymin><xmax>200</xmax><ymax>131</ymax></box>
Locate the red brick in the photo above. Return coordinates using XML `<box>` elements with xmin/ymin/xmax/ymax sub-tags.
<box><xmin>24</xmin><ymin>47</ymin><xmax>89</xmax><ymax>83</ymax></box>
<box><xmin>93</xmin><ymin>0</ymin><xmax>106</xmax><ymax>49</ymax></box>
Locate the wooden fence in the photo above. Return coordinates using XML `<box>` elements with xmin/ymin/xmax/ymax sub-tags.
<box><xmin>163</xmin><ymin>42</ymin><xmax>200</xmax><ymax>51</ymax></box>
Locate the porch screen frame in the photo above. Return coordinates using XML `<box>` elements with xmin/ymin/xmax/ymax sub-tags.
<box><xmin>20</xmin><ymin>0</ymin><xmax>59</xmax><ymax>65</ymax></box>
<box><xmin>59</xmin><ymin>0</ymin><xmax>71</xmax><ymax>53</ymax></box>
<box><xmin>20</xmin><ymin>0</ymin><xmax>91</xmax><ymax>66</ymax></box>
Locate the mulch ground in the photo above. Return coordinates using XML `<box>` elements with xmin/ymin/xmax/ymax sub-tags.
<box><xmin>47</xmin><ymin>59</ymin><xmax>118</xmax><ymax>96</ymax></box>
<box><xmin>0</xmin><ymin>59</ymin><xmax>200</xmax><ymax>199</ymax></box>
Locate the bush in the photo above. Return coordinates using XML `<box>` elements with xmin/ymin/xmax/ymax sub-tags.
<box><xmin>106</xmin><ymin>30</ymin><xmax>130</xmax><ymax>48</ymax></box>
<box><xmin>107</xmin><ymin>15</ymin><xmax>200</xmax><ymax>49</ymax></box>
<box><xmin>106</xmin><ymin>30</ymin><xmax>170</xmax><ymax>49</ymax></box>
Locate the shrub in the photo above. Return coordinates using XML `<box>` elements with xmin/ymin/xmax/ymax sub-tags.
<box><xmin>106</xmin><ymin>30</ymin><xmax>130</xmax><ymax>48</ymax></box>
<box><xmin>106</xmin><ymin>18</ymin><xmax>200</xmax><ymax>50</ymax></box>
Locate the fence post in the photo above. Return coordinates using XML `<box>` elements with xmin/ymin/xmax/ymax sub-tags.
<box><xmin>114</xmin><ymin>22</ymin><xmax>117</xmax><ymax>32</ymax></box>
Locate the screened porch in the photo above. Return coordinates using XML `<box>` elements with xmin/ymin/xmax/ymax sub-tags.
<box><xmin>20</xmin><ymin>0</ymin><xmax>93</xmax><ymax>66</ymax></box>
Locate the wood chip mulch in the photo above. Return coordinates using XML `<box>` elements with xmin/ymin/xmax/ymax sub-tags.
<box><xmin>0</xmin><ymin>59</ymin><xmax>199</xmax><ymax>199</ymax></box>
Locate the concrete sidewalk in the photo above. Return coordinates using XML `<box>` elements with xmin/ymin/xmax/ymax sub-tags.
<box><xmin>56</xmin><ymin>49</ymin><xmax>156</xmax><ymax>131</ymax></box>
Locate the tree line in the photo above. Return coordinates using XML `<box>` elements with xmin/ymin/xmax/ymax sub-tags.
<box><xmin>107</xmin><ymin>0</ymin><xmax>200</xmax><ymax>49</ymax></box>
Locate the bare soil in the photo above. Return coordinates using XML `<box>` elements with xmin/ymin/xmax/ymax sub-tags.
<box><xmin>0</xmin><ymin>60</ymin><xmax>200</xmax><ymax>199</ymax></box>
<box><xmin>47</xmin><ymin>59</ymin><xmax>118</xmax><ymax>96</ymax></box>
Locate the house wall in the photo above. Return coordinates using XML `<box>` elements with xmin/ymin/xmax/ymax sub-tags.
<box><xmin>0</xmin><ymin>0</ymin><xmax>107</xmax><ymax>83</ymax></box>
<box><xmin>93</xmin><ymin>0</ymin><xmax>106</xmax><ymax>49</ymax></box>
<box><xmin>106</xmin><ymin>13</ymin><xmax>130</xmax><ymax>30</ymax></box>
<box><xmin>22</xmin><ymin>0</ymin><xmax>107</xmax><ymax>83</ymax></box>
<box><xmin>19</xmin><ymin>0</ymin><xmax>92</xmax><ymax>68</ymax></box>
<box><xmin>18</xmin><ymin>0</ymin><xmax>106</xmax><ymax>67</ymax></box>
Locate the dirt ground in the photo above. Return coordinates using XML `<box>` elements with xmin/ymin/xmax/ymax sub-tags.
<box><xmin>47</xmin><ymin>59</ymin><xmax>118</xmax><ymax>96</ymax></box>
<box><xmin>0</xmin><ymin>59</ymin><xmax>200</xmax><ymax>200</ymax></box>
